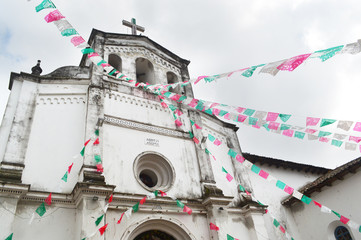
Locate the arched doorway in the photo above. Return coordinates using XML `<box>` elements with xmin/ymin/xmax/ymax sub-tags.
<box><xmin>123</xmin><ymin>219</ymin><xmax>194</xmax><ymax>240</ymax></box>
<box><xmin>134</xmin><ymin>230</ymin><xmax>176</xmax><ymax>240</ymax></box>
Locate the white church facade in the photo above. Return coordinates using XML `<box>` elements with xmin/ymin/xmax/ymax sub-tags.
<box><xmin>0</xmin><ymin>27</ymin><xmax>360</xmax><ymax>240</ymax></box>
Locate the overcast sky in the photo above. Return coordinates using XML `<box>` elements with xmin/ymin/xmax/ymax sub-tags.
<box><xmin>1</xmin><ymin>0</ymin><xmax>361</xmax><ymax>168</ymax></box>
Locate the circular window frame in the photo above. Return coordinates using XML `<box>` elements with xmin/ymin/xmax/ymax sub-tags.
<box><xmin>133</xmin><ymin>151</ymin><xmax>175</xmax><ymax>192</ymax></box>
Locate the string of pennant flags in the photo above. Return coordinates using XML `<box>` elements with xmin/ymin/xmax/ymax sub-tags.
<box><xmin>26</xmin><ymin>0</ymin><xmax>361</xmax><ymax>239</ymax></box>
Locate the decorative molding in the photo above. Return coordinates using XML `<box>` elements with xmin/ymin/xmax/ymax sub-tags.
<box><xmin>37</xmin><ymin>95</ymin><xmax>86</xmax><ymax>105</ymax></box>
<box><xmin>104</xmin><ymin>115</ymin><xmax>189</xmax><ymax>139</ymax></box>
<box><xmin>105</xmin><ymin>46</ymin><xmax>181</xmax><ymax>74</ymax></box>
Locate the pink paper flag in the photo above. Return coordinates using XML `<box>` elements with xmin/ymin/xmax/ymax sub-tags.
<box><xmin>266</xmin><ymin>112</ymin><xmax>279</xmax><ymax>122</ymax></box>
<box><xmin>252</xmin><ymin>123</ymin><xmax>261</xmax><ymax>129</ymax></box>
<box><xmin>188</xmin><ymin>99</ymin><xmax>198</xmax><ymax>108</ymax></box>
<box><xmin>160</xmin><ymin>102</ymin><xmax>168</xmax><ymax>109</ymax></box>
<box><xmin>170</xmin><ymin>94</ymin><xmax>181</xmax><ymax>101</ymax></box>
<box><xmin>210</xmin><ymin>103</ymin><xmax>220</xmax><ymax>108</ymax></box>
<box><xmin>268</xmin><ymin>122</ymin><xmax>280</xmax><ymax>130</ymax></box>
<box><xmin>93</xmin><ymin>138</ymin><xmax>100</xmax><ymax>145</ymax></box>
<box><xmin>101</xmin><ymin>63</ymin><xmax>111</xmax><ymax>67</ymax></box>
<box><xmin>284</xmin><ymin>185</ymin><xmax>294</xmax><ymax>195</ymax></box>
<box><xmin>87</xmin><ymin>52</ymin><xmax>99</xmax><ymax>58</ymax></box>
<box><xmin>45</xmin><ymin>193</ymin><xmax>52</xmax><ymax>206</ymax></box>
<box><xmin>108</xmin><ymin>194</ymin><xmax>113</xmax><ymax>203</ymax></box>
<box><xmin>99</xmin><ymin>223</ymin><xmax>108</xmax><ymax>235</ymax></box>
<box><xmin>259</xmin><ymin>170</ymin><xmax>269</xmax><ymax>179</ymax></box>
<box><xmin>68</xmin><ymin>163</ymin><xmax>74</xmax><ymax>173</ymax></box>
<box><xmin>183</xmin><ymin>205</ymin><xmax>192</xmax><ymax>215</ymax></box>
<box><xmin>236</xmin><ymin>107</ymin><xmax>245</xmax><ymax>113</ymax></box>
<box><xmin>71</xmin><ymin>36</ymin><xmax>86</xmax><ymax>47</ymax></box>
<box><xmin>226</xmin><ymin>173</ymin><xmax>233</xmax><ymax>182</ymax></box>
<box><xmin>193</xmin><ymin>137</ymin><xmax>200</xmax><ymax>144</ymax></box>
<box><xmin>117</xmin><ymin>213</ymin><xmax>124</xmax><ymax>224</ymax></box>
<box><xmin>213</xmin><ymin>139</ymin><xmax>222</xmax><ymax>146</ymax></box>
<box><xmin>224</xmin><ymin>113</ymin><xmax>231</xmax><ymax>120</ymax></box>
<box><xmin>306</xmin><ymin>117</ymin><xmax>320</xmax><ymax>126</ymax></box>
<box><xmin>282</xmin><ymin>129</ymin><xmax>294</xmax><ymax>137</ymax></box>
<box><xmin>237</xmin><ymin>115</ymin><xmax>247</xmax><ymax>123</ymax></box>
<box><xmin>319</xmin><ymin>137</ymin><xmax>330</xmax><ymax>143</ymax></box>
<box><xmin>195</xmin><ymin>75</ymin><xmax>207</xmax><ymax>84</ymax></box>
<box><xmin>340</xmin><ymin>216</ymin><xmax>350</xmax><ymax>224</ymax></box>
<box><xmin>210</xmin><ymin>223</ymin><xmax>219</xmax><ymax>231</ymax></box>
<box><xmin>277</xmin><ymin>53</ymin><xmax>311</xmax><ymax>71</ymax></box>
<box><xmin>194</xmin><ymin>123</ymin><xmax>202</xmax><ymax>129</ymax></box>
<box><xmin>44</xmin><ymin>10</ymin><xmax>65</xmax><ymax>23</ymax></box>
<box><xmin>212</xmin><ymin>108</ymin><xmax>221</xmax><ymax>115</ymax></box>
<box><xmin>313</xmin><ymin>200</ymin><xmax>322</xmax><ymax>208</ymax></box>
<box><xmin>175</xmin><ymin>109</ymin><xmax>183</xmax><ymax>116</ymax></box>
<box><xmin>353</xmin><ymin>122</ymin><xmax>361</xmax><ymax>132</ymax></box>
<box><xmin>96</xmin><ymin>164</ymin><xmax>104</xmax><ymax>173</ymax></box>
<box><xmin>305</xmin><ymin>128</ymin><xmax>317</xmax><ymax>134</ymax></box>
<box><xmin>236</xmin><ymin>154</ymin><xmax>245</xmax><ymax>163</ymax></box>
<box><xmin>175</xmin><ymin>119</ymin><xmax>182</xmax><ymax>127</ymax></box>
<box><xmin>349</xmin><ymin>136</ymin><xmax>361</xmax><ymax>143</ymax></box>
<box><xmin>279</xmin><ymin>226</ymin><xmax>286</xmax><ymax>233</ymax></box>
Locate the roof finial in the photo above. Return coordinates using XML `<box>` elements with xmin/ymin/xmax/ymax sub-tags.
<box><xmin>31</xmin><ymin>60</ymin><xmax>42</xmax><ymax>76</ymax></box>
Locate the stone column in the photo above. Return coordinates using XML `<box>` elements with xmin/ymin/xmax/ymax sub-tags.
<box><xmin>243</xmin><ymin>205</ymin><xmax>269</xmax><ymax>240</ymax></box>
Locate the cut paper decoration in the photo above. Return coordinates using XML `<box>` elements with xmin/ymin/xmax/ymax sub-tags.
<box><xmin>333</xmin><ymin>133</ymin><xmax>347</xmax><ymax>140</ymax></box>
<box><xmin>294</xmin><ymin>131</ymin><xmax>305</xmax><ymax>139</ymax></box>
<box><xmin>320</xmin><ymin>118</ymin><xmax>336</xmax><ymax>127</ymax></box>
<box><xmin>61</xmin><ymin>29</ymin><xmax>78</xmax><ymax>37</ymax></box>
<box><xmin>108</xmin><ymin>194</ymin><xmax>113</xmax><ymax>203</ymax></box>
<box><xmin>36</xmin><ymin>202</ymin><xmax>46</xmax><ymax>217</ymax></box>
<box><xmin>96</xmin><ymin>164</ymin><xmax>104</xmax><ymax>173</ymax></box>
<box><xmin>312</xmin><ymin>45</ymin><xmax>344</xmax><ymax>62</ymax></box>
<box><xmin>222</xmin><ymin>167</ymin><xmax>233</xmax><ymax>182</ymax></box>
<box><xmin>5</xmin><ymin>233</ymin><xmax>13</xmax><ymax>240</ymax></box>
<box><xmin>95</xmin><ymin>215</ymin><xmax>104</xmax><ymax>226</ymax></box>
<box><xmin>35</xmin><ymin>0</ymin><xmax>56</xmax><ymax>12</ymax></box>
<box><xmin>176</xmin><ymin>200</ymin><xmax>185</xmax><ymax>209</ymax></box>
<box><xmin>259</xmin><ymin>59</ymin><xmax>286</xmax><ymax>76</ymax></box>
<box><xmin>53</xmin><ymin>19</ymin><xmax>72</xmax><ymax>33</ymax></box>
<box><xmin>29</xmin><ymin>212</ymin><xmax>35</xmax><ymax>225</ymax></box>
<box><xmin>282</xmin><ymin>129</ymin><xmax>294</xmax><ymax>137</ymax></box>
<box><xmin>241</xmin><ymin>64</ymin><xmax>265</xmax><ymax>77</ymax></box>
<box><xmin>44</xmin><ymin>10</ymin><xmax>65</xmax><ymax>23</ymax></box>
<box><xmin>183</xmin><ymin>205</ymin><xmax>192</xmax><ymax>215</ymax></box>
<box><xmin>210</xmin><ymin>223</ymin><xmax>220</xmax><ymax>231</ymax></box>
<box><xmin>68</xmin><ymin>163</ymin><xmax>74</xmax><ymax>173</ymax></box>
<box><xmin>45</xmin><ymin>193</ymin><xmax>52</xmax><ymax>206</ymax></box>
<box><xmin>353</xmin><ymin>122</ymin><xmax>361</xmax><ymax>132</ymax></box>
<box><xmin>349</xmin><ymin>136</ymin><xmax>361</xmax><ymax>143</ymax></box>
<box><xmin>94</xmin><ymin>155</ymin><xmax>101</xmax><ymax>163</ymax></box>
<box><xmin>71</xmin><ymin>36</ymin><xmax>86</xmax><ymax>47</ymax></box>
<box><xmin>61</xmin><ymin>172</ymin><xmax>68</xmax><ymax>182</ymax></box>
<box><xmin>140</xmin><ymin>197</ymin><xmax>146</xmax><ymax>205</ymax></box>
<box><xmin>306</xmin><ymin>117</ymin><xmax>320</xmax><ymax>126</ymax></box>
<box><xmin>99</xmin><ymin>223</ymin><xmax>108</xmax><ymax>236</ymax></box>
<box><xmin>132</xmin><ymin>202</ymin><xmax>139</xmax><ymax>213</ymax></box>
<box><xmin>345</xmin><ymin>142</ymin><xmax>357</xmax><ymax>151</ymax></box>
<box><xmin>292</xmin><ymin>191</ymin><xmax>303</xmax><ymax>200</ymax></box>
<box><xmin>279</xmin><ymin>114</ymin><xmax>292</xmax><ymax>122</ymax></box>
<box><xmin>95</xmin><ymin>129</ymin><xmax>100</xmax><ymax>136</ymax></box>
<box><xmin>227</xmin><ymin>234</ymin><xmax>239</xmax><ymax>240</ymax></box>
<box><xmin>117</xmin><ymin>213</ymin><xmax>125</xmax><ymax>224</ymax></box>
<box><xmin>331</xmin><ymin>139</ymin><xmax>343</xmax><ymax>147</ymax></box>
<box><xmin>266</xmin><ymin>112</ymin><xmax>279</xmax><ymax>122</ymax></box>
<box><xmin>243</xmin><ymin>109</ymin><xmax>255</xmax><ymax>116</ymax></box>
<box><xmin>254</xmin><ymin>111</ymin><xmax>267</xmax><ymax>120</ymax></box>
<box><xmin>337</xmin><ymin>121</ymin><xmax>353</xmax><ymax>131</ymax></box>
<box><xmin>277</xmin><ymin>54</ymin><xmax>311</xmax><ymax>71</ymax></box>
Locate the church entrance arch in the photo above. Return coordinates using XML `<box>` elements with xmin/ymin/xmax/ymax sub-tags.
<box><xmin>121</xmin><ymin>218</ymin><xmax>194</xmax><ymax>240</ymax></box>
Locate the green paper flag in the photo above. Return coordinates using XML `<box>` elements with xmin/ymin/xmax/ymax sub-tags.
<box><xmin>132</xmin><ymin>202</ymin><xmax>139</xmax><ymax>212</ymax></box>
<box><xmin>227</xmin><ymin>234</ymin><xmax>235</xmax><ymax>240</ymax></box>
<box><xmin>301</xmin><ymin>195</ymin><xmax>312</xmax><ymax>205</ymax></box>
<box><xmin>273</xmin><ymin>219</ymin><xmax>280</xmax><ymax>227</ymax></box>
<box><xmin>97</xmin><ymin>60</ymin><xmax>107</xmax><ymax>66</ymax></box>
<box><xmin>109</xmin><ymin>69</ymin><xmax>117</xmax><ymax>76</ymax></box>
<box><xmin>208</xmin><ymin>134</ymin><xmax>216</xmax><ymax>142</ymax></box>
<box><xmin>81</xmin><ymin>238</ymin><xmax>86</xmax><ymax>240</ymax></box>
<box><xmin>318</xmin><ymin>131</ymin><xmax>332</xmax><ymax>137</ymax></box>
<box><xmin>218</xmin><ymin>110</ymin><xmax>228</xmax><ymax>117</ymax></box>
<box><xmin>95</xmin><ymin>214</ymin><xmax>104</xmax><ymax>226</ymax></box>
<box><xmin>176</xmin><ymin>200</ymin><xmax>185</xmax><ymax>208</ymax></box>
<box><xmin>239</xmin><ymin>185</ymin><xmax>245</xmax><ymax>192</ymax></box>
<box><xmin>204</xmin><ymin>75</ymin><xmax>220</xmax><ymax>83</ymax></box>
<box><xmin>320</xmin><ymin>118</ymin><xmax>336</xmax><ymax>127</ymax></box>
<box><xmin>80</xmin><ymin>147</ymin><xmax>85</xmax><ymax>156</ymax></box>
<box><xmin>204</xmin><ymin>108</ymin><xmax>213</xmax><ymax>115</ymax></box>
<box><xmin>154</xmin><ymin>190</ymin><xmax>159</xmax><ymax>197</ymax></box>
<box><xmin>279</xmin><ymin>114</ymin><xmax>291</xmax><ymax>122</ymax></box>
<box><xmin>163</xmin><ymin>92</ymin><xmax>172</xmax><ymax>98</ymax></box>
<box><xmin>189</xmin><ymin>131</ymin><xmax>194</xmax><ymax>138</ymax></box>
<box><xmin>359</xmin><ymin>226</ymin><xmax>361</xmax><ymax>233</ymax></box>
<box><xmin>178</xmin><ymin>96</ymin><xmax>187</xmax><ymax>102</ymax></box>
<box><xmin>35</xmin><ymin>0</ymin><xmax>56</xmax><ymax>12</ymax></box>
<box><xmin>263</xmin><ymin>123</ymin><xmax>270</xmax><ymax>131</ymax></box>
<box><xmin>94</xmin><ymin>155</ymin><xmax>102</xmax><ymax>163</ymax></box>
<box><xmin>241</xmin><ymin>64</ymin><xmax>265</xmax><ymax>78</ymax></box>
<box><xmin>5</xmin><ymin>233</ymin><xmax>13</xmax><ymax>240</ymax></box>
<box><xmin>222</xmin><ymin>167</ymin><xmax>228</xmax><ymax>174</ymax></box>
<box><xmin>294</xmin><ymin>131</ymin><xmax>305</xmax><ymax>139</ymax></box>
<box><xmin>243</xmin><ymin>109</ymin><xmax>255</xmax><ymax>116</ymax></box>
<box><xmin>168</xmin><ymin>104</ymin><xmax>177</xmax><ymax>111</ymax></box>
<box><xmin>205</xmin><ymin>148</ymin><xmax>210</xmax><ymax>154</ymax></box>
<box><xmin>251</xmin><ymin>164</ymin><xmax>261</xmax><ymax>174</ymax></box>
<box><xmin>61</xmin><ymin>29</ymin><xmax>78</xmax><ymax>37</ymax></box>
<box><xmin>61</xmin><ymin>172</ymin><xmax>68</xmax><ymax>182</ymax></box>
<box><xmin>248</xmin><ymin>117</ymin><xmax>258</xmax><ymax>126</ymax></box>
<box><xmin>332</xmin><ymin>210</ymin><xmax>341</xmax><ymax>218</ymax></box>
<box><xmin>314</xmin><ymin>45</ymin><xmax>344</xmax><ymax>62</ymax></box>
<box><xmin>331</xmin><ymin>139</ymin><xmax>343</xmax><ymax>147</ymax></box>
<box><xmin>227</xmin><ymin>149</ymin><xmax>237</xmax><ymax>158</ymax></box>
<box><xmin>190</xmin><ymin>120</ymin><xmax>195</xmax><ymax>126</ymax></box>
<box><xmin>280</xmin><ymin>124</ymin><xmax>291</xmax><ymax>130</ymax></box>
<box><xmin>276</xmin><ymin>180</ymin><xmax>286</xmax><ymax>190</ymax></box>
<box><xmin>36</xmin><ymin>202</ymin><xmax>46</xmax><ymax>216</ymax></box>
<box><xmin>95</xmin><ymin>129</ymin><xmax>99</xmax><ymax>136</ymax></box>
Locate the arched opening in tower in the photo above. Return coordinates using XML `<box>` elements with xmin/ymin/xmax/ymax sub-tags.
<box><xmin>136</xmin><ymin>58</ymin><xmax>155</xmax><ymax>84</ymax></box>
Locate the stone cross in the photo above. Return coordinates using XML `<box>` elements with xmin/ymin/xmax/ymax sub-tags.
<box><xmin>122</xmin><ymin>18</ymin><xmax>145</xmax><ymax>35</ymax></box>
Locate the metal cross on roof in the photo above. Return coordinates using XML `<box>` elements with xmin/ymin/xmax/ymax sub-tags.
<box><xmin>122</xmin><ymin>18</ymin><xmax>145</xmax><ymax>35</ymax></box>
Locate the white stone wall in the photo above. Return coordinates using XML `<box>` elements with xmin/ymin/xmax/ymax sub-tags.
<box><xmin>288</xmin><ymin>170</ymin><xmax>361</xmax><ymax>240</ymax></box>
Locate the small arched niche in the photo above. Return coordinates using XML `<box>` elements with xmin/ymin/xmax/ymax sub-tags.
<box><xmin>136</xmin><ymin>58</ymin><xmax>155</xmax><ymax>84</ymax></box>
<box><xmin>125</xmin><ymin>219</ymin><xmax>193</xmax><ymax>240</ymax></box>
<box><xmin>133</xmin><ymin>152</ymin><xmax>175</xmax><ymax>192</ymax></box>
<box><xmin>108</xmin><ymin>54</ymin><xmax>122</xmax><ymax>72</ymax></box>
<box><xmin>167</xmin><ymin>71</ymin><xmax>180</xmax><ymax>93</ymax></box>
